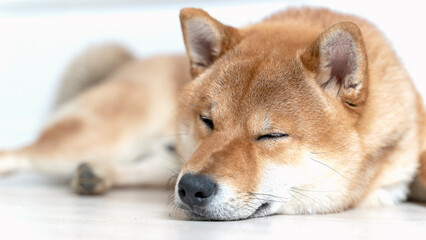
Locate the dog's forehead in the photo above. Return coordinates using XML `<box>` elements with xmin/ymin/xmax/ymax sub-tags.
<box><xmin>199</xmin><ymin>53</ymin><xmax>316</xmax><ymax>114</ymax></box>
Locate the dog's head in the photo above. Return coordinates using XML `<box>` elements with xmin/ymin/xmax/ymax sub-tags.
<box><xmin>175</xmin><ymin>8</ymin><xmax>369</xmax><ymax>220</ymax></box>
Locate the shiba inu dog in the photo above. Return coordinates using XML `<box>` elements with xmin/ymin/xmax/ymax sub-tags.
<box><xmin>0</xmin><ymin>7</ymin><xmax>425</xmax><ymax>221</ymax></box>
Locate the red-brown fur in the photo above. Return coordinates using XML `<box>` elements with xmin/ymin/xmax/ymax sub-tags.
<box><xmin>0</xmin><ymin>8</ymin><xmax>425</xmax><ymax>220</ymax></box>
<box><xmin>175</xmin><ymin>7</ymin><xmax>426</xmax><ymax>219</ymax></box>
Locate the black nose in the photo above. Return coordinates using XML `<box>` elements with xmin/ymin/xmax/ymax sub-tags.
<box><xmin>178</xmin><ymin>173</ymin><xmax>217</xmax><ymax>207</ymax></box>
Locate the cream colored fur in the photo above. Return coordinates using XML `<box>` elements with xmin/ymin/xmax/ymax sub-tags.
<box><xmin>0</xmin><ymin>8</ymin><xmax>425</xmax><ymax>221</ymax></box>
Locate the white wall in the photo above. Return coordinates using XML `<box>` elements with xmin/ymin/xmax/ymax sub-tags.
<box><xmin>0</xmin><ymin>0</ymin><xmax>425</xmax><ymax>149</ymax></box>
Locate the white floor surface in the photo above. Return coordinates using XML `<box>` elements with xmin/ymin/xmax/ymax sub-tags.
<box><xmin>0</xmin><ymin>173</ymin><xmax>425</xmax><ymax>240</ymax></box>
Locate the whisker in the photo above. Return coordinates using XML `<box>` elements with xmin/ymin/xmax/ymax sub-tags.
<box><xmin>288</xmin><ymin>191</ymin><xmax>304</xmax><ymax>206</ymax></box>
<box><xmin>157</xmin><ymin>132</ymin><xmax>189</xmax><ymax>138</ymax></box>
<box><xmin>308</xmin><ymin>158</ymin><xmax>361</xmax><ymax>186</ymax></box>
<box><xmin>290</xmin><ymin>189</ymin><xmax>333</xmax><ymax>213</ymax></box>
<box><xmin>162</xmin><ymin>166</ymin><xmax>179</xmax><ymax>175</ymax></box>
<box><xmin>173</xmin><ymin>150</ymin><xmax>189</xmax><ymax>165</ymax></box>
<box><xmin>290</xmin><ymin>187</ymin><xmax>339</xmax><ymax>193</ymax></box>
<box><xmin>167</xmin><ymin>192</ymin><xmax>177</xmax><ymax>208</ymax></box>
<box><xmin>241</xmin><ymin>191</ymin><xmax>291</xmax><ymax>204</ymax></box>
<box><xmin>310</xmin><ymin>143</ymin><xmax>351</xmax><ymax>155</ymax></box>
<box><xmin>246</xmin><ymin>192</ymin><xmax>264</xmax><ymax>206</ymax></box>
<box><xmin>165</xmin><ymin>174</ymin><xmax>178</xmax><ymax>191</ymax></box>
<box><xmin>247</xmin><ymin>192</ymin><xmax>288</xmax><ymax>199</ymax></box>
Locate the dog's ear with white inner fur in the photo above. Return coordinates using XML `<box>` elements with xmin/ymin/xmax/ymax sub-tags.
<box><xmin>301</xmin><ymin>22</ymin><xmax>369</xmax><ymax>109</ymax></box>
<box><xmin>180</xmin><ymin>8</ymin><xmax>241</xmax><ymax>78</ymax></box>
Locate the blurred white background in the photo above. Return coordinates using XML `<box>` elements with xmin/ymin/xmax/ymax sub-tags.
<box><xmin>0</xmin><ymin>0</ymin><xmax>425</xmax><ymax>149</ymax></box>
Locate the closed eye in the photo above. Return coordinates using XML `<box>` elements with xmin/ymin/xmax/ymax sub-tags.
<box><xmin>200</xmin><ymin>115</ymin><xmax>214</xmax><ymax>130</ymax></box>
<box><xmin>256</xmin><ymin>133</ymin><xmax>289</xmax><ymax>141</ymax></box>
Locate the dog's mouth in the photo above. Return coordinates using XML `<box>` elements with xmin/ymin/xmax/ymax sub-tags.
<box><xmin>177</xmin><ymin>204</ymin><xmax>208</xmax><ymax>220</ymax></box>
<box><xmin>248</xmin><ymin>202</ymin><xmax>271</xmax><ymax>218</ymax></box>
<box><xmin>178</xmin><ymin>202</ymin><xmax>272</xmax><ymax>221</ymax></box>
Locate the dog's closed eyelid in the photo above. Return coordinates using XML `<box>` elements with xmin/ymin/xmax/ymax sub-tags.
<box><xmin>193</xmin><ymin>62</ymin><xmax>207</xmax><ymax>67</ymax></box>
<box><xmin>345</xmin><ymin>101</ymin><xmax>357</xmax><ymax>107</ymax></box>
<box><xmin>256</xmin><ymin>133</ymin><xmax>289</xmax><ymax>141</ymax></box>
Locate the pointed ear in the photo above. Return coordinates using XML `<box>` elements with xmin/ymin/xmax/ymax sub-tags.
<box><xmin>301</xmin><ymin>22</ymin><xmax>368</xmax><ymax>108</ymax></box>
<box><xmin>180</xmin><ymin>8</ymin><xmax>241</xmax><ymax>78</ymax></box>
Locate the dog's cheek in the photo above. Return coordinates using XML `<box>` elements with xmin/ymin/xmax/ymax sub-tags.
<box><xmin>252</xmin><ymin>162</ymin><xmax>305</xmax><ymax>213</ymax></box>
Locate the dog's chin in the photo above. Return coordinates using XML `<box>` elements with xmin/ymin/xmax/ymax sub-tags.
<box><xmin>179</xmin><ymin>202</ymin><xmax>274</xmax><ymax>221</ymax></box>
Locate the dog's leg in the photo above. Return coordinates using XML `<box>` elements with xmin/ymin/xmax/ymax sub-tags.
<box><xmin>409</xmin><ymin>105</ymin><xmax>426</xmax><ymax>201</ymax></box>
<box><xmin>0</xmin><ymin>150</ymin><xmax>31</xmax><ymax>176</ymax></box>
<box><xmin>0</xmin><ymin>116</ymin><xmax>99</xmax><ymax>178</ymax></box>
<box><xmin>71</xmin><ymin>137</ymin><xmax>182</xmax><ymax>194</ymax></box>
<box><xmin>0</xmin><ymin>112</ymin><xmax>180</xmax><ymax>194</ymax></box>
<box><xmin>71</xmin><ymin>161</ymin><xmax>114</xmax><ymax>194</ymax></box>
<box><xmin>410</xmin><ymin>152</ymin><xmax>426</xmax><ymax>201</ymax></box>
<box><xmin>112</xmin><ymin>145</ymin><xmax>181</xmax><ymax>188</ymax></box>
<box><xmin>419</xmin><ymin>151</ymin><xmax>426</xmax><ymax>189</ymax></box>
<box><xmin>71</xmin><ymin>156</ymin><xmax>181</xmax><ymax>194</ymax></box>
<box><xmin>416</xmin><ymin>105</ymin><xmax>426</xmax><ymax>200</ymax></box>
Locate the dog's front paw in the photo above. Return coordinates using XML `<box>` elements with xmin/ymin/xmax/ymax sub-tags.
<box><xmin>71</xmin><ymin>162</ymin><xmax>112</xmax><ymax>195</ymax></box>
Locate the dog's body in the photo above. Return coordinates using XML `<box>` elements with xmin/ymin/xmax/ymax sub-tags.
<box><xmin>1</xmin><ymin>8</ymin><xmax>425</xmax><ymax>220</ymax></box>
<box><xmin>0</xmin><ymin>47</ymin><xmax>191</xmax><ymax>192</ymax></box>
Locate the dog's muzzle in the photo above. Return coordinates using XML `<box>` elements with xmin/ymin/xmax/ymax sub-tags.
<box><xmin>175</xmin><ymin>173</ymin><xmax>274</xmax><ymax>220</ymax></box>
